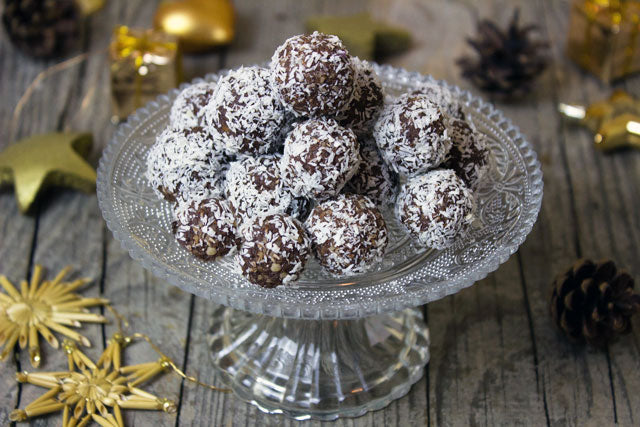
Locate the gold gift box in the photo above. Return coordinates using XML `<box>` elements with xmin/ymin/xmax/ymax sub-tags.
<box><xmin>110</xmin><ymin>26</ymin><xmax>182</xmax><ymax>121</ymax></box>
<box><xmin>567</xmin><ymin>0</ymin><xmax>640</xmax><ymax>82</ymax></box>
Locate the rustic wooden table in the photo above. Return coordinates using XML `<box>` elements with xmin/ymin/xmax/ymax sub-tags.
<box><xmin>1</xmin><ymin>0</ymin><xmax>639</xmax><ymax>425</ymax></box>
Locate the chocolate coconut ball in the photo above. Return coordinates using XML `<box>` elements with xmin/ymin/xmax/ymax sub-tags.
<box><xmin>373</xmin><ymin>93</ymin><xmax>452</xmax><ymax>176</ymax></box>
<box><xmin>225</xmin><ymin>155</ymin><xmax>293</xmax><ymax>225</ymax></box>
<box><xmin>204</xmin><ymin>66</ymin><xmax>286</xmax><ymax>157</ymax></box>
<box><xmin>270</xmin><ymin>31</ymin><xmax>356</xmax><ymax>117</ymax></box>
<box><xmin>280</xmin><ymin>119</ymin><xmax>360</xmax><ymax>200</ymax></box>
<box><xmin>173</xmin><ymin>198</ymin><xmax>238</xmax><ymax>261</ymax></box>
<box><xmin>443</xmin><ymin>118</ymin><xmax>490</xmax><ymax>190</ymax></box>
<box><xmin>346</xmin><ymin>139</ymin><xmax>398</xmax><ymax>207</ymax></box>
<box><xmin>170</xmin><ymin>82</ymin><xmax>216</xmax><ymax>129</ymax></box>
<box><xmin>306</xmin><ymin>194</ymin><xmax>388</xmax><ymax>276</ymax></box>
<box><xmin>412</xmin><ymin>81</ymin><xmax>465</xmax><ymax>120</ymax></box>
<box><xmin>396</xmin><ymin>169</ymin><xmax>475</xmax><ymax>250</ymax></box>
<box><xmin>146</xmin><ymin>126</ymin><xmax>226</xmax><ymax>202</ymax></box>
<box><xmin>237</xmin><ymin>214</ymin><xmax>311</xmax><ymax>288</ymax></box>
<box><xmin>335</xmin><ymin>58</ymin><xmax>384</xmax><ymax>135</ymax></box>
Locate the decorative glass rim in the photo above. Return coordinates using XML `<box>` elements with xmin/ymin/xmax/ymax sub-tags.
<box><xmin>97</xmin><ymin>63</ymin><xmax>543</xmax><ymax>320</ymax></box>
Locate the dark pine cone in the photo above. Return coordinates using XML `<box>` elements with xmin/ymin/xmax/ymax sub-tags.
<box><xmin>2</xmin><ymin>0</ymin><xmax>80</xmax><ymax>58</ymax></box>
<box><xmin>550</xmin><ymin>259</ymin><xmax>640</xmax><ymax>347</ymax></box>
<box><xmin>457</xmin><ymin>9</ymin><xmax>549</xmax><ymax>98</ymax></box>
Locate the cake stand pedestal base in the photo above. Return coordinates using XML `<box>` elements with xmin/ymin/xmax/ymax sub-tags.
<box><xmin>209</xmin><ymin>306</ymin><xmax>430</xmax><ymax>421</ymax></box>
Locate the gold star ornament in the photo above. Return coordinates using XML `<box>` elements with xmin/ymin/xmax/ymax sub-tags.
<box><xmin>306</xmin><ymin>13</ymin><xmax>411</xmax><ymax>60</ymax></box>
<box><xmin>0</xmin><ymin>265</ymin><xmax>108</xmax><ymax>367</ymax></box>
<box><xmin>0</xmin><ymin>132</ymin><xmax>96</xmax><ymax>213</ymax></box>
<box><xmin>558</xmin><ymin>90</ymin><xmax>640</xmax><ymax>151</ymax></box>
<box><xmin>10</xmin><ymin>335</ymin><xmax>177</xmax><ymax>427</ymax></box>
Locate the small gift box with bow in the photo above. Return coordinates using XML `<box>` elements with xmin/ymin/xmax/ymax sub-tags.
<box><xmin>567</xmin><ymin>0</ymin><xmax>640</xmax><ymax>83</ymax></box>
<box><xmin>110</xmin><ymin>26</ymin><xmax>182</xmax><ymax>120</ymax></box>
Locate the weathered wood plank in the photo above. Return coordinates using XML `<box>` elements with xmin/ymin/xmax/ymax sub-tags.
<box><xmin>0</xmin><ymin>27</ymin><xmax>43</xmax><ymax>425</ymax></box>
<box><xmin>0</xmin><ymin>1</ymin><xmax>125</xmax><ymax>423</ymax></box>
<box><xmin>518</xmin><ymin>0</ymin><xmax>637</xmax><ymax>425</ymax></box>
<box><xmin>175</xmin><ymin>1</ymin><xmax>428</xmax><ymax>426</ymax></box>
<box><xmin>90</xmin><ymin>1</ymin><xmax>208</xmax><ymax>426</ymax></box>
<box><xmin>0</xmin><ymin>2</ymin><xmax>203</xmax><ymax>427</ymax></box>
<box><xmin>604</xmin><ymin>37</ymin><xmax>640</xmax><ymax>427</ymax></box>
<box><xmin>2</xmin><ymin>0</ymin><xmax>640</xmax><ymax>425</ymax></box>
<box><xmin>374</xmin><ymin>0</ymin><xmax>551</xmax><ymax>425</ymax></box>
<box><xmin>0</xmin><ymin>26</ymin><xmax>101</xmax><ymax>426</ymax></box>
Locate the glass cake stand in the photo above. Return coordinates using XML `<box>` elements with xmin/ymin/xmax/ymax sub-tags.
<box><xmin>97</xmin><ymin>64</ymin><xmax>543</xmax><ymax>421</ymax></box>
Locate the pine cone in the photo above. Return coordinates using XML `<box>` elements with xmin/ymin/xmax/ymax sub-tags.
<box><xmin>457</xmin><ymin>9</ymin><xmax>549</xmax><ymax>98</ymax></box>
<box><xmin>2</xmin><ymin>0</ymin><xmax>80</xmax><ymax>58</ymax></box>
<box><xmin>550</xmin><ymin>259</ymin><xmax>640</xmax><ymax>347</ymax></box>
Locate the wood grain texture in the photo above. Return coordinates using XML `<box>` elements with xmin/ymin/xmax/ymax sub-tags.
<box><xmin>0</xmin><ymin>29</ymin><xmax>41</xmax><ymax>424</ymax></box>
<box><xmin>1</xmin><ymin>0</ymin><xmax>640</xmax><ymax>425</ymax></box>
<box><xmin>174</xmin><ymin>1</ymin><xmax>428</xmax><ymax>426</ymax></box>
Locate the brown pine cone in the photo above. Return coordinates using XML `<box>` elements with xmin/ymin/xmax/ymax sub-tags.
<box><xmin>550</xmin><ymin>259</ymin><xmax>640</xmax><ymax>347</ymax></box>
<box><xmin>457</xmin><ymin>9</ymin><xmax>549</xmax><ymax>98</ymax></box>
<box><xmin>2</xmin><ymin>0</ymin><xmax>80</xmax><ymax>58</ymax></box>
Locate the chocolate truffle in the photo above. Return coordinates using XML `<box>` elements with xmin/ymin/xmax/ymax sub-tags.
<box><xmin>270</xmin><ymin>32</ymin><xmax>356</xmax><ymax>117</ymax></box>
<box><xmin>146</xmin><ymin>126</ymin><xmax>226</xmax><ymax>202</ymax></box>
<box><xmin>306</xmin><ymin>194</ymin><xmax>388</xmax><ymax>276</ymax></box>
<box><xmin>346</xmin><ymin>139</ymin><xmax>398</xmax><ymax>206</ymax></box>
<box><xmin>396</xmin><ymin>169</ymin><xmax>475</xmax><ymax>250</ymax></box>
<box><xmin>237</xmin><ymin>214</ymin><xmax>311</xmax><ymax>288</ymax></box>
<box><xmin>204</xmin><ymin>66</ymin><xmax>286</xmax><ymax>157</ymax></box>
<box><xmin>170</xmin><ymin>82</ymin><xmax>216</xmax><ymax>129</ymax></box>
<box><xmin>225</xmin><ymin>155</ymin><xmax>293</xmax><ymax>225</ymax></box>
<box><xmin>443</xmin><ymin>118</ymin><xmax>490</xmax><ymax>190</ymax></box>
<box><xmin>335</xmin><ymin>58</ymin><xmax>384</xmax><ymax>135</ymax></box>
<box><xmin>412</xmin><ymin>81</ymin><xmax>465</xmax><ymax>120</ymax></box>
<box><xmin>373</xmin><ymin>93</ymin><xmax>452</xmax><ymax>176</ymax></box>
<box><xmin>173</xmin><ymin>197</ymin><xmax>238</xmax><ymax>261</ymax></box>
<box><xmin>280</xmin><ymin>119</ymin><xmax>360</xmax><ymax>200</ymax></box>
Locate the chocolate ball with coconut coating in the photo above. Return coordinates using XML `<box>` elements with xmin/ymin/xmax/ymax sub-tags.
<box><xmin>280</xmin><ymin>119</ymin><xmax>360</xmax><ymax>201</ymax></box>
<box><xmin>396</xmin><ymin>169</ymin><xmax>475</xmax><ymax>250</ymax></box>
<box><xmin>412</xmin><ymin>80</ymin><xmax>465</xmax><ymax>120</ymax></box>
<box><xmin>443</xmin><ymin>118</ymin><xmax>490</xmax><ymax>190</ymax></box>
<box><xmin>170</xmin><ymin>82</ymin><xmax>216</xmax><ymax>129</ymax></box>
<box><xmin>306</xmin><ymin>194</ymin><xmax>388</xmax><ymax>276</ymax></box>
<box><xmin>204</xmin><ymin>66</ymin><xmax>286</xmax><ymax>157</ymax></box>
<box><xmin>237</xmin><ymin>214</ymin><xmax>311</xmax><ymax>288</ymax></box>
<box><xmin>346</xmin><ymin>139</ymin><xmax>398</xmax><ymax>206</ymax></box>
<box><xmin>373</xmin><ymin>93</ymin><xmax>452</xmax><ymax>176</ymax></box>
<box><xmin>173</xmin><ymin>198</ymin><xmax>238</xmax><ymax>260</ymax></box>
<box><xmin>146</xmin><ymin>126</ymin><xmax>226</xmax><ymax>202</ymax></box>
<box><xmin>270</xmin><ymin>31</ymin><xmax>356</xmax><ymax>117</ymax></box>
<box><xmin>335</xmin><ymin>58</ymin><xmax>384</xmax><ymax>135</ymax></box>
<box><xmin>225</xmin><ymin>155</ymin><xmax>293</xmax><ymax>225</ymax></box>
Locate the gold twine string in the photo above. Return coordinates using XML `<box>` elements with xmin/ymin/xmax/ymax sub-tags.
<box><xmin>105</xmin><ymin>304</ymin><xmax>231</xmax><ymax>393</ymax></box>
<box><xmin>9</xmin><ymin>49</ymin><xmax>108</xmax><ymax>142</ymax></box>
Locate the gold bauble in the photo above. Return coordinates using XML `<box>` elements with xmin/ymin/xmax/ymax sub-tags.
<box><xmin>153</xmin><ymin>0</ymin><xmax>235</xmax><ymax>52</ymax></box>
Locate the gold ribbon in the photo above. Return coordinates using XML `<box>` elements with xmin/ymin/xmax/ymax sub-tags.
<box><xmin>576</xmin><ymin>0</ymin><xmax>640</xmax><ymax>80</ymax></box>
<box><xmin>110</xmin><ymin>26</ymin><xmax>181</xmax><ymax>111</ymax></box>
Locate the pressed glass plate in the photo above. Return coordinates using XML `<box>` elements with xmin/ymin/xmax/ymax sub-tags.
<box><xmin>97</xmin><ymin>64</ymin><xmax>543</xmax><ymax>420</ymax></box>
<box><xmin>97</xmin><ymin>64</ymin><xmax>543</xmax><ymax>320</ymax></box>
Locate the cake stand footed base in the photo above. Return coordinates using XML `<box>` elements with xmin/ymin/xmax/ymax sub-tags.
<box><xmin>208</xmin><ymin>306</ymin><xmax>430</xmax><ymax>421</ymax></box>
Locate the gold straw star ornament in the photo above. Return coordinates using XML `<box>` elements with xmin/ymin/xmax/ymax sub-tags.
<box><xmin>10</xmin><ymin>335</ymin><xmax>177</xmax><ymax>427</ymax></box>
<box><xmin>0</xmin><ymin>265</ymin><xmax>108</xmax><ymax>367</ymax></box>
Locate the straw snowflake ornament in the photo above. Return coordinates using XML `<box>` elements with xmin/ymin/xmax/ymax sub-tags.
<box><xmin>10</xmin><ymin>334</ymin><xmax>177</xmax><ymax>426</ymax></box>
<box><xmin>0</xmin><ymin>265</ymin><xmax>108</xmax><ymax>367</ymax></box>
